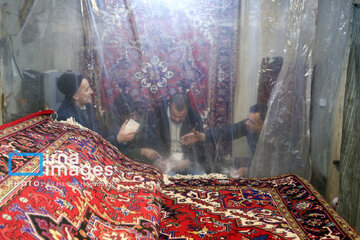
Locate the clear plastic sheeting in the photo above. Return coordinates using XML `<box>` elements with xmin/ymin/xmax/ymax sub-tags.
<box><xmin>80</xmin><ymin>0</ymin><xmax>241</xmax><ymax>175</ymax></box>
<box><xmin>0</xmin><ymin>0</ymin><xmax>318</xmax><ymax>179</ymax></box>
<box><xmin>311</xmin><ymin>0</ymin><xmax>352</xmax><ymax>194</ymax></box>
<box><xmin>250</xmin><ymin>0</ymin><xmax>317</xmax><ymax>179</ymax></box>
<box><xmin>0</xmin><ymin>0</ymin><xmax>83</xmax><ymax>122</ymax></box>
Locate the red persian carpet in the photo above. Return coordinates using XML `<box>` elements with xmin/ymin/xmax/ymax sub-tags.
<box><xmin>0</xmin><ymin>111</ymin><xmax>359</xmax><ymax>240</ymax></box>
<box><xmin>0</xmin><ymin>110</ymin><xmax>163</xmax><ymax>239</ymax></box>
<box><xmin>160</xmin><ymin>176</ymin><xmax>359</xmax><ymax>239</ymax></box>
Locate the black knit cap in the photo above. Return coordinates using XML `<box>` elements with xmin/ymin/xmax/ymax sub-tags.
<box><xmin>57</xmin><ymin>72</ymin><xmax>83</xmax><ymax>99</ymax></box>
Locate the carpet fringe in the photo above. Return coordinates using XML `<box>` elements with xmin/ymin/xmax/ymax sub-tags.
<box><xmin>163</xmin><ymin>173</ymin><xmax>229</xmax><ymax>184</ymax></box>
<box><xmin>58</xmin><ymin>117</ymin><xmax>89</xmax><ymax>130</ymax></box>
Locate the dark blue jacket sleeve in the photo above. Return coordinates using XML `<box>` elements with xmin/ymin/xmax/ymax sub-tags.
<box><xmin>205</xmin><ymin>119</ymin><xmax>248</xmax><ymax>144</ymax></box>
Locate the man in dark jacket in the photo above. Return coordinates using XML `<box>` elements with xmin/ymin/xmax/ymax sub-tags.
<box><xmin>56</xmin><ymin>72</ymin><xmax>102</xmax><ymax>134</ymax></box>
<box><xmin>181</xmin><ymin>103</ymin><xmax>268</xmax><ymax>176</ymax></box>
<box><xmin>148</xmin><ymin>93</ymin><xmax>205</xmax><ymax>175</ymax></box>
<box><xmin>57</xmin><ymin>73</ymin><xmax>160</xmax><ymax>162</ymax></box>
<box><xmin>106</xmin><ymin>93</ymin><xmax>161</xmax><ymax>164</ymax></box>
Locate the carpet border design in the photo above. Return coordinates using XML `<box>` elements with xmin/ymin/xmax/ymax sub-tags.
<box><xmin>162</xmin><ymin>184</ymin><xmax>308</xmax><ymax>239</ymax></box>
<box><xmin>165</xmin><ymin>173</ymin><xmax>360</xmax><ymax>239</ymax></box>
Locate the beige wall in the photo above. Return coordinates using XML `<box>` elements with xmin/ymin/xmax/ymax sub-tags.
<box><xmin>325</xmin><ymin>60</ymin><xmax>347</xmax><ymax>202</ymax></box>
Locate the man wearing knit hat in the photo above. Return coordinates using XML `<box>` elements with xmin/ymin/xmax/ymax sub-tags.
<box><xmin>56</xmin><ymin>72</ymin><xmax>101</xmax><ymax>133</ymax></box>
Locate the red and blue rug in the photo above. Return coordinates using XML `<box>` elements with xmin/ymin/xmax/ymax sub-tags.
<box><xmin>0</xmin><ymin>111</ymin><xmax>359</xmax><ymax>239</ymax></box>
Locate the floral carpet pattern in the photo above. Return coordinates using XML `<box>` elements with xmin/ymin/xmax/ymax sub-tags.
<box><xmin>0</xmin><ymin>110</ymin><xmax>162</xmax><ymax>239</ymax></box>
<box><xmin>82</xmin><ymin>0</ymin><xmax>239</xmax><ymax>127</ymax></box>
<box><xmin>0</xmin><ymin>111</ymin><xmax>359</xmax><ymax>239</ymax></box>
<box><xmin>160</xmin><ymin>176</ymin><xmax>360</xmax><ymax>239</ymax></box>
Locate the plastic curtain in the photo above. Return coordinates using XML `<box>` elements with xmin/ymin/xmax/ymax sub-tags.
<box><xmin>80</xmin><ymin>0</ymin><xmax>241</xmax><ymax>174</ymax></box>
<box><xmin>0</xmin><ymin>0</ymin><xmax>319</xmax><ymax>179</ymax></box>
<box><xmin>249</xmin><ymin>0</ymin><xmax>316</xmax><ymax>179</ymax></box>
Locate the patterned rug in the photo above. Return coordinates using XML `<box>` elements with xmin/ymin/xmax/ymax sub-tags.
<box><xmin>0</xmin><ymin>110</ymin><xmax>163</xmax><ymax>239</ymax></box>
<box><xmin>0</xmin><ymin>111</ymin><xmax>359</xmax><ymax>239</ymax></box>
<box><xmin>160</xmin><ymin>175</ymin><xmax>359</xmax><ymax>239</ymax></box>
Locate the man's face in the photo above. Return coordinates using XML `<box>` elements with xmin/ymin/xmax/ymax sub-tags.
<box><xmin>169</xmin><ymin>104</ymin><xmax>188</xmax><ymax>124</ymax></box>
<box><xmin>73</xmin><ymin>78</ymin><xmax>94</xmax><ymax>107</ymax></box>
<box><xmin>245</xmin><ymin>112</ymin><xmax>263</xmax><ymax>134</ymax></box>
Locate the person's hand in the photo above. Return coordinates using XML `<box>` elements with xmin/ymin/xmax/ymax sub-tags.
<box><xmin>181</xmin><ymin>129</ymin><xmax>205</xmax><ymax>145</ymax></box>
<box><xmin>171</xmin><ymin>159</ymin><xmax>190</xmax><ymax>171</ymax></box>
<box><xmin>140</xmin><ymin>148</ymin><xmax>162</xmax><ymax>160</ymax></box>
<box><xmin>229</xmin><ymin>167</ymin><xmax>249</xmax><ymax>178</ymax></box>
<box><xmin>116</xmin><ymin>119</ymin><xmax>138</xmax><ymax>143</ymax></box>
<box><xmin>237</xmin><ymin>167</ymin><xmax>249</xmax><ymax>177</ymax></box>
<box><xmin>153</xmin><ymin>158</ymin><xmax>167</xmax><ymax>172</ymax></box>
